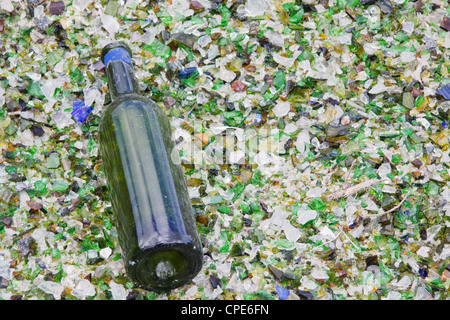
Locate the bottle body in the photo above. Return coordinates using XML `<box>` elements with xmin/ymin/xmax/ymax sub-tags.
<box><xmin>98</xmin><ymin>44</ymin><xmax>202</xmax><ymax>291</ymax></box>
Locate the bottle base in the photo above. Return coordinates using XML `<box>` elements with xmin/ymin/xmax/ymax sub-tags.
<box><xmin>126</xmin><ymin>243</ymin><xmax>202</xmax><ymax>292</ymax></box>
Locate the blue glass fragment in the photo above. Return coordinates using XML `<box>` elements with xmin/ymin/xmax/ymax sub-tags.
<box><xmin>275</xmin><ymin>284</ymin><xmax>289</xmax><ymax>300</ymax></box>
<box><xmin>436</xmin><ymin>83</ymin><xmax>450</xmax><ymax>99</ymax></box>
<box><xmin>419</xmin><ymin>268</ymin><xmax>427</xmax><ymax>278</ymax></box>
<box><xmin>252</xmin><ymin>113</ymin><xmax>262</xmax><ymax>126</ymax></box>
<box><xmin>71</xmin><ymin>99</ymin><xmax>93</xmax><ymax>122</ymax></box>
<box><xmin>178</xmin><ymin>67</ymin><xmax>197</xmax><ymax>79</ymax></box>
<box><xmin>72</xmin><ymin>99</ymin><xmax>84</xmax><ymax>111</ymax></box>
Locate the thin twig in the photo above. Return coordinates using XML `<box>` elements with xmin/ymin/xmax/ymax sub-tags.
<box><xmin>343</xmin><ymin>158</ymin><xmax>357</xmax><ymax>189</ymax></box>
<box><xmin>361</xmin><ymin>191</ymin><xmax>412</xmax><ymax>219</ymax></box>
<box><xmin>325</xmin><ymin>178</ymin><xmax>389</xmax><ymax>201</ymax></box>
<box><xmin>381</xmin><ymin>149</ymin><xmax>395</xmax><ymax>167</ymax></box>
<box><xmin>9</xmin><ymin>112</ymin><xmax>54</xmax><ymax>128</ymax></box>
<box><xmin>17</xmin><ymin>225</ymin><xmax>38</xmax><ymax>237</ymax></box>
<box><xmin>338</xmin><ymin>225</ymin><xmax>360</xmax><ymax>250</ymax></box>
<box><xmin>312</xmin><ymin>230</ymin><xmax>343</xmax><ymax>251</ymax></box>
<box><xmin>199</xmin><ymin>86</ymin><xmax>225</xmax><ymax>99</ymax></box>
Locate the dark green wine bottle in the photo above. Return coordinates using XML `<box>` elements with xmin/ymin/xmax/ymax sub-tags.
<box><xmin>98</xmin><ymin>42</ymin><xmax>202</xmax><ymax>291</ymax></box>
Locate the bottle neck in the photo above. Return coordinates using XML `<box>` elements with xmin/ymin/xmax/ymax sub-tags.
<box><xmin>106</xmin><ymin>60</ymin><xmax>139</xmax><ymax>101</ymax></box>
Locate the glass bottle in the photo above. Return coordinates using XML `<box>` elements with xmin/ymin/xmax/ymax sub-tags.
<box><xmin>98</xmin><ymin>42</ymin><xmax>202</xmax><ymax>291</ymax></box>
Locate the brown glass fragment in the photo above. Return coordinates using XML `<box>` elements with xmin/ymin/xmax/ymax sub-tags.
<box><xmin>441</xmin><ymin>16</ymin><xmax>450</xmax><ymax>32</ymax></box>
<box><xmin>48</xmin><ymin>1</ymin><xmax>65</xmax><ymax>15</ymax></box>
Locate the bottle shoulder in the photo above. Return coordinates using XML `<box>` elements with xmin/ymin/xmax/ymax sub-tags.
<box><xmin>98</xmin><ymin>94</ymin><xmax>171</xmax><ymax>136</ymax></box>
<box><xmin>100</xmin><ymin>94</ymin><xmax>161</xmax><ymax>118</ymax></box>
<box><xmin>108</xmin><ymin>94</ymin><xmax>156</xmax><ymax>108</ymax></box>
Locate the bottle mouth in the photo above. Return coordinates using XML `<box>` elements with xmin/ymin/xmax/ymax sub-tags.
<box><xmin>132</xmin><ymin>245</ymin><xmax>202</xmax><ymax>291</ymax></box>
<box><xmin>101</xmin><ymin>42</ymin><xmax>133</xmax><ymax>68</ymax></box>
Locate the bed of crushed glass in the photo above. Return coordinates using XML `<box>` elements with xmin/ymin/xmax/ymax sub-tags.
<box><xmin>0</xmin><ymin>0</ymin><xmax>450</xmax><ymax>300</ymax></box>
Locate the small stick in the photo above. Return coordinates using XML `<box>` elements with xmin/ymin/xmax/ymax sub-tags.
<box><xmin>325</xmin><ymin>178</ymin><xmax>389</xmax><ymax>201</ymax></box>
<box><xmin>338</xmin><ymin>225</ymin><xmax>360</xmax><ymax>250</ymax></box>
<box><xmin>312</xmin><ymin>230</ymin><xmax>343</xmax><ymax>251</ymax></box>
<box><xmin>361</xmin><ymin>191</ymin><xmax>412</xmax><ymax>219</ymax></box>
<box><xmin>343</xmin><ymin>158</ymin><xmax>357</xmax><ymax>189</ymax></box>
<box><xmin>199</xmin><ymin>86</ymin><xmax>225</xmax><ymax>99</ymax></box>
<box><xmin>17</xmin><ymin>225</ymin><xmax>38</xmax><ymax>237</ymax></box>
<box><xmin>381</xmin><ymin>149</ymin><xmax>395</xmax><ymax>166</ymax></box>
<box><xmin>9</xmin><ymin>112</ymin><xmax>54</xmax><ymax>128</ymax></box>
